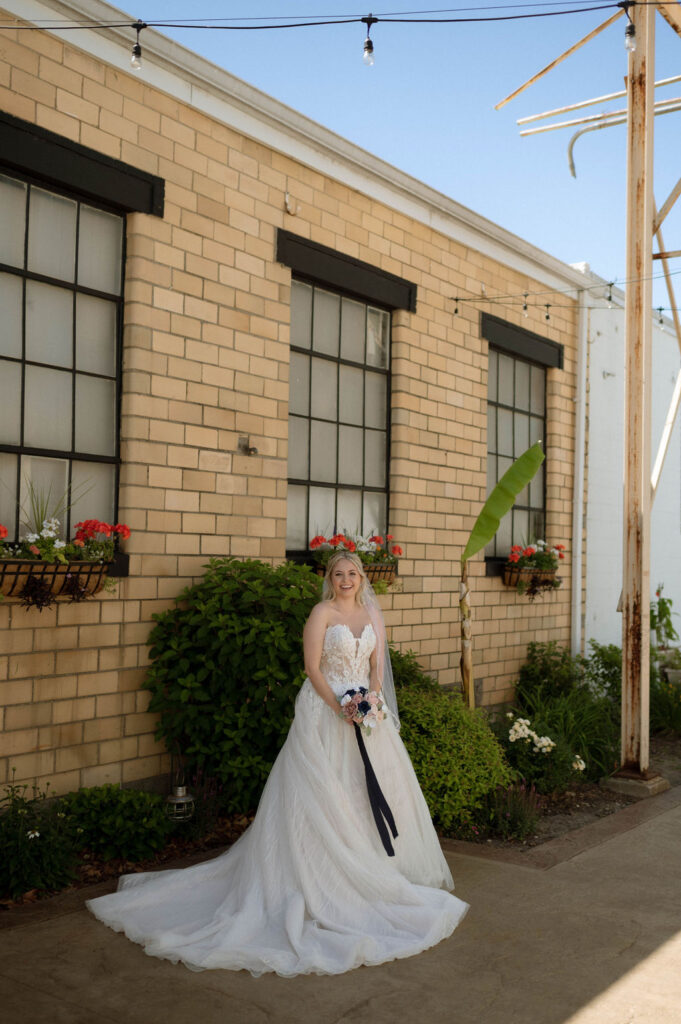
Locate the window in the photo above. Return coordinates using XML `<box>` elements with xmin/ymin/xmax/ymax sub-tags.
<box><xmin>486</xmin><ymin>347</ymin><xmax>546</xmax><ymax>557</ymax></box>
<box><xmin>0</xmin><ymin>171</ymin><xmax>124</xmax><ymax>539</ymax></box>
<box><xmin>286</xmin><ymin>280</ymin><xmax>391</xmax><ymax>552</ymax></box>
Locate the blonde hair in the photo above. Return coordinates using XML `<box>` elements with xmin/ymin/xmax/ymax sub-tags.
<box><xmin>322</xmin><ymin>551</ymin><xmax>369</xmax><ymax>606</ymax></box>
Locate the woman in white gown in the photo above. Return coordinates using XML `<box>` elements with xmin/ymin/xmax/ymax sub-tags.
<box><xmin>87</xmin><ymin>552</ymin><xmax>469</xmax><ymax>975</ymax></box>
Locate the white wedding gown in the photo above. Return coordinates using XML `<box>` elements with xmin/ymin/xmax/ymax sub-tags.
<box><xmin>87</xmin><ymin>623</ymin><xmax>469</xmax><ymax>975</ymax></box>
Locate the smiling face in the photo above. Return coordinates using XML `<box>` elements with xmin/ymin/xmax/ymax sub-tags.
<box><xmin>330</xmin><ymin>558</ymin><xmax>362</xmax><ymax>602</ymax></box>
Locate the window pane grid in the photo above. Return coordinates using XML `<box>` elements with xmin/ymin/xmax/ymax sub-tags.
<box><xmin>287</xmin><ymin>278</ymin><xmax>390</xmax><ymax>550</ymax></box>
<box><xmin>486</xmin><ymin>346</ymin><xmax>546</xmax><ymax>558</ymax></box>
<box><xmin>0</xmin><ymin>173</ymin><xmax>123</xmax><ymax>540</ymax></box>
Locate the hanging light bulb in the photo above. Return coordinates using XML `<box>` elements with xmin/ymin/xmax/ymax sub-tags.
<box><xmin>624</xmin><ymin>22</ymin><xmax>636</xmax><ymax>53</ymax></box>
<box><xmin>361</xmin><ymin>14</ymin><xmax>377</xmax><ymax>66</ymax></box>
<box><xmin>522</xmin><ymin>293</ymin><xmax>529</xmax><ymax>318</ymax></box>
<box><xmin>545</xmin><ymin>304</ymin><xmax>551</xmax><ymax>323</ymax></box>
<box><xmin>606</xmin><ymin>282</ymin><xmax>614</xmax><ymax>308</ymax></box>
<box><xmin>657</xmin><ymin>307</ymin><xmax>665</xmax><ymax>331</ymax></box>
<box><xmin>453</xmin><ymin>297</ymin><xmax>459</xmax><ymax>315</ymax></box>
<box><xmin>130</xmin><ymin>20</ymin><xmax>146</xmax><ymax>71</ymax></box>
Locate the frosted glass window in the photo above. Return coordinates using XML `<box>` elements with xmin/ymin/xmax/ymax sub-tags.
<box><xmin>309</xmin><ymin>486</ymin><xmax>335</xmax><ymax>537</ymax></box>
<box><xmin>530</xmin><ymin>462</ymin><xmax>544</xmax><ymax>508</ymax></box>
<box><xmin>286</xmin><ymin>485</ymin><xmax>308</xmax><ymax>549</ymax></box>
<box><xmin>19</xmin><ymin>456</ymin><xmax>69</xmax><ymax>533</ymax></box>
<box><xmin>362</xmin><ymin>491</ymin><xmax>386</xmax><ymax>536</ymax></box>
<box><xmin>77</xmin><ymin>205</ymin><xmax>123</xmax><ymax>295</ymax></box>
<box><xmin>487</xmin><ymin>406</ymin><xmax>496</xmax><ymax>452</ymax></box>
<box><xmin>497</xmin><ymin>408</ymin><xmax>513</xmax><ymax>456</ymax></box>
<box><xmin>366</xmin><ymin>308</ymin><xmax>389</xmax><ymax>368</ymax></box>
<box><xmin>364</xmin><ymin>431</ymin><xmax>386</xmax><ymax>488</ymax></box>
<box><xmin>340</xmin><ymin>298</ymin><xmax>365</xmax><ymax>363</ymax></box>
<box><xmin>496</xmin><ymin>509</ymin><xmax>512</xmax><ymax>556</ymax></box>
<box><xmin>312</xmin><ymin>289</ymin><xmax>340</xmax><ymax>357</ymax></box>
<box><xmin>364</xmin><ymin>372</ymin><xmax>386</xmax><ymax>430</ymax></box>
<box><xmin>27</xmin><ymin>188</ymin><xmax>77</xmax><ymax>282</ymax></box>
<box><xmin>0</xmin><ymin>273</ymin><xmax>23</xmax><ymax>358</ymax></box>
<box><xmin>338</xmin><ymin>365</ymin><xmax>363</xmax><ymax>424</ymax></box>
<box><xmin>70</xmin><ymin>461</ymin><xmax>116</xmax><ymax>527</ymax></box>
<box><xmin>515</xmin><ymin>361</ymin><xmax>530</xmax><ymax>411</ymax></box>
<box><xmin>336</xmin><ymin>489</ymin><xmax>362</xmax><ymax>535</ymax></box>
<box><xmin>24</xmin><ymin>366</ymin><xmax>72</xmax><ymax>450</ymax></box>
<box><xmin>530</xmin><ymin>416</ymin><xmax>543</xmax><ymax>445</ymax></box>
<box><xmin>0</xmin><ymin>452</ymin><xmax>18</xmax><ymax>532</ymax></box>
<box><xmin>75</xmin><ymin>376</ymin><xmax>116</xmax><ymax>456</ymax></box>
<box><xmin>514</xmin><ymin>411</ymin><xmax>530</xmax><ymax>457</ymax></box>
<box><xmin>530</xmin><ymin>367</ymin><xmax>545</xmax><ymax>414</ymax></box>
<box><xmin>338</xmin><ymin>426</ymin><xmax>363</xmax><ymax>485</ymax></box>
<box><xmin>0</xmin><ymin>175</ymin><xmax>26</xmax><ymax>268</ymax></box>
<box><xmin>309</xmin><ymin>420</ymin><xmax>337</xmax><ymax>483</ymax></box>
<box><xmin>488</xmin><ymin>348</ymin><xmax>498</xmax><ymax>403</ymax></box>
<box><xmin>289</xmin><ymin>352</ymin><xmax>310</xmax><ymax>416</ymax></box>
<box><xmin>76</xmin><ymin>294</ymin><xmax>117</xmax><ymax>376</ymax></box>
<box><xmin>290</xmin><ymin>282</ymin><xmax>312</xmax><ymax>349</ymax></box>
<box><xmin>26</xmin><ymin>281</ymin><xmax>73</xmax><ymax>367</ymax></box>
<box><xmin>514</xmin><ymin>509</ymin><xmax>530</xmax><ymax>546</ymax></box>
<box><xmin>310</xmin><ymin>358</ymin><xmax>337</xmax><ymax>421</ymax></box>
<box><xmin>288</xmin><ymin>416</ymin><xmax>309</xmax><ymax>480</ymax></box>
<box><xmin>0</xmin><ymin>361</ymin><xmax>21</xmax><ymax>445</ymax></box>
<box><xmin>486</xmin><ymin>454</ymin><xmax>497</xmax><ymax>496</ymax></box>
<box><xmin>498</xmin><ymin>353</ymin><xmax>514</xmax><ymax>406</ymax></box>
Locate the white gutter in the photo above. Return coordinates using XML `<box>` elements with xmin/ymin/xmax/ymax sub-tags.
<box><xmin>6</xmin><ymin>0</ymin><xmax>589</xmax><ymax>297</ymax></box>
<box><xmin>571</xmin><ymin>288</ymin><xmax>589</xmax><ymax>656</ymax></box>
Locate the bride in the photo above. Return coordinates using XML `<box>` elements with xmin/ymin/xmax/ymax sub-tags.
<box><xmin>87</xmin><ymin>551</ymin><xmax>469</xmax><ymax>975</ymax></box>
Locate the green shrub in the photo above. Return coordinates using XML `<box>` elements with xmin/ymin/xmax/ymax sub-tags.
<box><xmin>59</xmin><ymin>785</ymin><xmax>172</xmax><ymax>861</ymax></box>
<box><xmin>650</xmin><ymin>674</ymin><xmax>681</xmax><ymax>735</ymax></box>
<box><xmin>515</xmin><ymin>641</ymin><xmax>584</xmax><ymax>706</ymax></box>
<box><xmin>491</xmin><ymin>711</ymin><xmax>584</xmax><ymax>794</ymax></box>
<box><xmin>516</xmin><ymin>687</ymin><xmax>620</xmax><ymax>781</ymax></box>
<box><xmin>145</xmin><ymin>558</ymin><xmax>322</xmax><ymax>813</ymax></box>
<box><xmin>583</xmin><ymin>640</ymin><xmax>622</xmax><ymax>703</ymax></box>
<box><xmin>390</xmin><ymin>646</ymin><xmax>440</xmax><ymax>693</ymax></box>
<box><xmin>0</xmin><ymin>776</ymin><xmax>78</xmax><ymax>900</ymax></box>
<box><xmin>398</xmin><ymin>689</ymin><xmax>514</xmax><ymax>831</ymax></box>
<box><xmin>479</xmin><ymin>781</ymin><xmax>543</xmax><ymax>842</ymax></box>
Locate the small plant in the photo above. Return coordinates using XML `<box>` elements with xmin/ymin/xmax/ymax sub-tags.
<box><xmin>18</xmin><ymin>574</ymin><xmax>55</xmax><ymax>611</ymax></box>
<box><xmin>505</xmin><ymin>540</ymin><xmax>565</xmax><ymax>598</ymax></box>
<box><xmin>651</xmin><ymin>584</ymin><xmax>679</xmax><ymax>649</ymax></box>
<box><xmin>59</xmin><ymin>785</ymin><xmax>172</xmax><ymax>862</ymax></box>
<box><xmin>650</xmin><ymin>674</ymin><xmax>681</xmax><ymax>735</ymax></box>
<box><xmin>0</xmin><ymin>774</ymin><xmax>79</xmax><ymax>900</ymax></box>
<box><xmin>583</xmin><ymin>640</ymin><xmax>622</xmax><ymax>703</ymax></box>
<box><xmin>515</xmin><ymin>641</ymin><xmax>584</xmax><ymax>705</ymax></box>
<box><xmin>481</xmin><ymin>781</ymin><xmax>543</xmax><ymax>841</ymax></box>
<box><xmin>308</xmin><ymin>532</ymin><xmax>403</xmax><ymax>569</ymax></box>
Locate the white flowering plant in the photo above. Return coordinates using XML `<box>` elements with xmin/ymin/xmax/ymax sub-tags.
<box><xmin>494</xmin><ymin>711</ymin><xmax>586</xmax><ymax>795</ymax></box>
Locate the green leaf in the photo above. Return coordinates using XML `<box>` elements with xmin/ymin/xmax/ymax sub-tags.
<box><xmin>461</xmin><ymin>442</ymin><xmax>545</xmax><ymax>565</ymax></box>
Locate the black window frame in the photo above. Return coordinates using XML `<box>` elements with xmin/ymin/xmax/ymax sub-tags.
<box><xmin>481</xmin><ymin>313</ymin><xmax>563</xmax><ymax>577</ymax></box>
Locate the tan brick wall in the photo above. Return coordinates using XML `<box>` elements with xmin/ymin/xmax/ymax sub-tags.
<box><xmin>0</xmin><ymin>16</ymin><xmax>578</xmax><ymax>796</ymax></box>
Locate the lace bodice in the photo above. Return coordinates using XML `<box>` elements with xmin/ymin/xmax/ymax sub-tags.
<box><xmin>321</xmin><ymin>623</ymin><xmax>376</xmax><ymax>696</ymax></box>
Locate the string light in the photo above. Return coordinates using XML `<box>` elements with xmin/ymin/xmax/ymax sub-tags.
<box><xmin>545</xmin><ymin>304</ymin><xmax>551</xmax><ymax>322</ymax></box>
<box><xmin>131</xmin><ymin>19</ymin><xmax>145</xmax><ymax>70</ymax></box>
<box><xmin>522</xmin><ymin>293</ymin><xmax>529</xmax><ymax>317</ymax></box>
<box><xmin>362</xmin><ymin>13</ymin><xmax>377</xmax><ymax>65</ymax></box>
<box><xmin>453</xmin><ymin>296</ymin><xmax>460</xmax><ymax>315</ymax></box>
<box><xmin>606</xmin><ymin>281</ymin><xmax>614</xmax><ymax>307</ymax></box>
<box><xmin>619</xmin><ymin>0</ymin><xmax>636</xmax><ymax>52</ymax></box>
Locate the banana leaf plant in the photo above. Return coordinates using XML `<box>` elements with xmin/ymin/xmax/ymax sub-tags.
<box><xmin>459</xmin><ymin>442</ymin><xmax>545</xmax><ymax>708</ymax></box>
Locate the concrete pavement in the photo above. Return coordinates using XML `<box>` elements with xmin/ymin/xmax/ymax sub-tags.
<box><xmin>1</xmin><ymin>787</ymin><xmax>680</xmax><ymax>1024</ymax></box>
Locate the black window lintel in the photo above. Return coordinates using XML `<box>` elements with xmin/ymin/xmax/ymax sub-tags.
<box><xmin>481</xmin><ymin>312</ymin><xmax>563</xmax><ymax>369</ymax></box>
<box><xmin>277</xmin><ymin>228</ymin><xmax>416</xmax><ymax>312</ymax></box>
<box><xmin>0</xmin><ymin>110</ymin><xmax>164</xmax><ymax>217</ymax></box>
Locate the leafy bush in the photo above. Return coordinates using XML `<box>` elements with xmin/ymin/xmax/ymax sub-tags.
<box><xmin>390</xmin><ymin>646</ymin><xmax>440</xmax><ymax>693</ymax></box>
<box><xmin>145</xmin><ymin>558</ymin><xmax>322</xmax><ymax>813</ymax></box>
<box><xmin>515</xmin><ymin>641</ymin><xmax>584</xmax><ymax>706</ymax></box>
<box><xmin>0</xmin><ymin>776</ymin><xmax>78</xmax><ymax>899</ymax></box>
<box><xmin>491</xmin><ymin>712</ymin><xmax>585</xmax><ymax>794</ymax></box>
<box><xmin>59</xmin><ymin>785</ymin><xmax>172</xmax><ymax>861</ymax></box>
<box><xmin>583</xmin><ymin>640</ymin><xmax>622</xmax><ymax>703</ymax></box>
<box><xmin>398</xmin><ymin>689</ymin><xmax>514</xmax><ymax>831</ymax></box>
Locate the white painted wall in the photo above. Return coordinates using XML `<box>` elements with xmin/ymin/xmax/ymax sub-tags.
<box><xmin>584</xmin><ymin>302</ymin><xmax>681</xmax><ymax>649</ymax></box>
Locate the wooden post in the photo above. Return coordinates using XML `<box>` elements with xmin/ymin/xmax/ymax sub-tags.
<box><xmin>620</xmin><ymin>0</ymin><xmax>655</xmax><ymax>776</ymax></box>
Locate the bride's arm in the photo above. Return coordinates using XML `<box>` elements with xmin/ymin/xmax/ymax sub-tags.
<box><xmin>303</xmin><ymin>606</ymin><xmax>350</xmax><ymax>719</ymax></box>
<box><xmin>369</xmin><ymin>647</ymin><xmax>381</xmax><ymax>695</ymax></box>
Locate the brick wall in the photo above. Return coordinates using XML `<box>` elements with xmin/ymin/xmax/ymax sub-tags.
<box><xmin>0</xmin><ymin>14</ymin><xmax>578</xmax><ymax>796</ymax></box>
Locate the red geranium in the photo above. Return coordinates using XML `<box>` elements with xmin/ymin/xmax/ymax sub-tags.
<box><xmin>391</xmin><ymin>545</ymin><xmax>403</xmax><ymax>557</ymax></box>
<box><xmin>346</xmin><ymin>540</ymin><xmax>357</xmax><ymax>553</ymax></box>
<box><xmin>0</xmin><ymin>523</ymin><xmax>7</xmax><ymax>541</ymax></box>
<box><xmin>309</xmin><ymin>535</ymin><xmax>327</xmax><ymax>550</ymax></box>
<box><xmin>369</xmin><ymin>535</ymin><xmax>383</xmax><ymax>544</ymax></box>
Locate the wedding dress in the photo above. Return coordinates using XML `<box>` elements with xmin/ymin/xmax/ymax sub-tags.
<box><xmin>87</xmin><ymin>623</ymin><xmax>469</xmax><ymax>975</ymax></box>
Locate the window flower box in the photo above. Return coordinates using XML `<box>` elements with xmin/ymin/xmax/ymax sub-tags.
<box><xmin>0</xmin><ymin>559</ymin><xmax>109</xmax><ymax>600</ymax></box>
<box><xmin>308</xmin><ymin>532</ymin><xmax>402</xmax><ymax>587</ymax></box>
<box><xmin>503</xmin><ymin>541</ymin><xmax>566</xmax><ymax>600</ymax></box>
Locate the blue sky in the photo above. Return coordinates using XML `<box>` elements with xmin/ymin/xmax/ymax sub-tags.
<box><xmin>126</xmin><ymin>2</ymin><xmax>680</xmax><ymax>312</ymax></box>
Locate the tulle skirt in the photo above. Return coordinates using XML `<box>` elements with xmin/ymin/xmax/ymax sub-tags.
<box><xmin>87</xmin><ymin>680</ymin><xmax>469</xmax><ymax>976</ymax></box>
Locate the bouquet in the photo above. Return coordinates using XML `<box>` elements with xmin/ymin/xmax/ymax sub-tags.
<box><xmin>338</xmin><ymin>687</ymin><xmax>386</xmax><ymax>734</ymax></box>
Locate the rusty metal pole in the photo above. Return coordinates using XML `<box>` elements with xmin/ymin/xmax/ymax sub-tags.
<box><xmin>620</xmin><ymin>0</ymin><xmax>654</xmax><ymax>777</ymax></box>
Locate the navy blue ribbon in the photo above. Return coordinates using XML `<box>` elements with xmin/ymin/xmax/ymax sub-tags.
<box><xmin>353</xmin><ymin>723</ymin><xmax>398</xmax><ymax>857</ymax></box>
